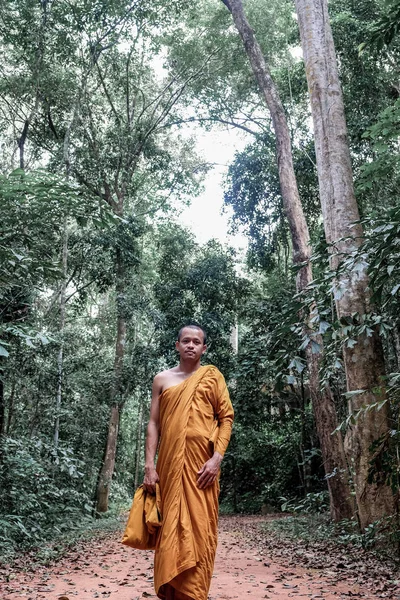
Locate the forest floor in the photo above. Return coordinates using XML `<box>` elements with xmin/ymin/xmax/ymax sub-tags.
<box><xmin>1</xmin><ymin>515</ymin><xmax>399</xmax><ymax>600</ymax></box>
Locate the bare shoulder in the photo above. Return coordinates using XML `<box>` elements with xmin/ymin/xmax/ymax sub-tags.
<box><xmin>152</xmin><ymin>367</ymin><xmax>179</xmax><ymax>394</ymax></box>
<box><xmin>153</xmin><ymin>367</ymin><xmax>178</xmax><ymax>381</ymax></box>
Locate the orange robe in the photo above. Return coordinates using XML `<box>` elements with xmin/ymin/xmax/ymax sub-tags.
<box><xmin>154</xmin><ymin>365</ymin><xmax>234</xmax><ymax>600</ymax></box>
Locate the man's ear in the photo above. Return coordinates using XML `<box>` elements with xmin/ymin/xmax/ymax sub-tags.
<box><xmin>175</xmin><ymin>340</ymin><xmax>180</xmax><ymax>351</ymax></box>
<box><xmin>202</xmin><ymin>345</ymin><xmax>207</xmax><ymax>355</ymax></box>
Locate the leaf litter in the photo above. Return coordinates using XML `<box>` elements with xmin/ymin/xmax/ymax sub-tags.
<box><xmin>0</xmin><ymin>515</ymin><xmax>398</xmax><ymax>600</ymax></box>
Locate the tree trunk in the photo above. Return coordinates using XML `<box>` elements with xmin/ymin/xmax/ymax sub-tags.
<box><xmin>96</xmin><ymin>247</ymin><xmax>127</xmax><ymax>513</ymax></box>
<box><xmin>222</xmin><ymin>0</ymin><xmax>354</xmax><ymax>520</ymax></box>
<box><xmin>306</xmin><ymin>344</ymin><xmax>355</xmax><ymax>519</ymax></box>
<box><xmin>54</xmin><ymin>217</ymin><xmax>68</xmax><ymax>448</ymax></box>
<box><xmin>393</xmin><ymin>323</ymin><xmax>400</xmax><ymax>372</ymax></box>
<box><xmin>96</xmin><ymin>403</ymin><xmax>121</xmax><ymax>513</ymax></box>
<box><xmin>5</xmin><ymin>380</ymin><xmax>16</xmax><ymax>435</ymax></box>
<box><xmin>0</xmin><ymin>369</ymin><xmax>5</xmax><ymax>437</ymax></box>
<box><xmin>294</xmin><ymin>0</ymin><xmax>395</xmax><ymax>527</ymax></box>
<box><xmin>134</xmin><ymin>395</ymin><xmax>144</xmax><ymax>490</ymax></box>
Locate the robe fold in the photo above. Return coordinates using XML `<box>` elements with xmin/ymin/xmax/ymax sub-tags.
<box><xmin>154</xmin><ymin>365</ymin><xmax>234</xmax><ymax>600</ymax></box>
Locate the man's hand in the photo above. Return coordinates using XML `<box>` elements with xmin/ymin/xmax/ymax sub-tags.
<box><xmin>143</xmin><ymin>466</ymin><xmax>159</xmax><ymax>494</ymax></box>
<box><xmin>197</xmin><ymin>452</ymin><xmax>223</xmax><ymax>489</ymax></box>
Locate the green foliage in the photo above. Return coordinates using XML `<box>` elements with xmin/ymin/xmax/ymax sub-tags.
<box><xmin>154</xmin><ymin>226</ymin><xmax>244</xmax><ymax>375</ymax></box>
<box><xmin>3</xmin><ymin>0</ymin><xmax>400</xmax><ymax>560</ymax></box>
<box><xmin>0</xmin><ymin>437</ymin><xmax>93</xmax><ymax>552</ymax></box>
<box><xmin>0</xmin><ymin>168</ymin><xmax>116</xmax><ymax>358</ymax></box>
<box><xmin>221</xmin><ymin>415</ymin><xmax>307</xmax><ymax>513</ymax></box>
<box><xmin>359</xmin><ymin>0</ymin><xmax>400</xmax><ymax>50</ymax></box>
<box><xmin>281</xmin><ymin>491</ymin><xmax>330</xmax><ymax>514</ymax></box>
<box><xmin>224</xmin><ymin>137</ymin><xmax>320</xmax><ymax>269</ymax></box>
<box><xmin>0</xmin><ymin>169</ymin><xmax>97</xmax><ymax>293</ymax></box>
<box><xmin>263</xmin><ymin>512</ymin><xmax>400</xmax><ymax>552</ymax></box>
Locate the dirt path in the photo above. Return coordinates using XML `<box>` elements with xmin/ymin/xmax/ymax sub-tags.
<box><xmin>1</xmin><ymin>516</ymin><xmax>393</xmax><ymax>600</ymax></box>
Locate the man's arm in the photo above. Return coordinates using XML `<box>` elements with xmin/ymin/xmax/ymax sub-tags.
<box><xmin>197</xmin><ymin>374</ymin><xmax>234</xmax><ymax>490</ymax></box>
<box><xmin>143</xmin><ymin>374</ymin><xmax>162</xmax><ymax>494</ymax></box>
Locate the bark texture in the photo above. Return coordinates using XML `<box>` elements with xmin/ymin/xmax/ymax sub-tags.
<box><xmin>295</xmin><ymin>0</ymin><xmax>395</xmax><ymax>527</ymax></box>
<box><xmin>223</xmin><ymin>0</ymin><xmax>353</xmax><ymax>519</ymax></box>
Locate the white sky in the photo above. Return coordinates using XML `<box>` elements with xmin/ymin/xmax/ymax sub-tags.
<box><xmin>149</xmin><ymin>52</ymin><xmax>250</xmax><ymax>251</ymax></box>
<box><xmin>178</xmin><ymin>127</ymin><xmax>249</xmax><ymax>250</ymax></box>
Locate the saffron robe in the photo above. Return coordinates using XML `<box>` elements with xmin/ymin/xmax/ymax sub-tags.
<box><xmin>154</xmin><ymin>365</ymin><xmax>234</xmax><ymax>600</ymax></box>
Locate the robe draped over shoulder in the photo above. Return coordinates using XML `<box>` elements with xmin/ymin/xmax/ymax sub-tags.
<box><xmin>154</xmin><ymin>365</ymin><xmax>234</xmax><ymax>600</ymax></box>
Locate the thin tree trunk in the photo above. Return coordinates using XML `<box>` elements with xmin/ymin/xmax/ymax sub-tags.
<box><xmin>54</xmin><ymin>218</ymin><xmax>68</xmax><ymax>448</ymax></box>
<box><xmin>96</xmin><ymin>403</ymin><xmax>121</xmax><ymax>513</ymax></box>
<box><xmin>5</xmin><ymin>380</ymin><xmax>16</xmax><ymax>435</ymax></box>
<box><xmin>96</xmin><ymin>246</ymin><xmax>127</xmax><ymax>512</ymax></box>
<box><xmin>222</xmin><ymin>0</ymin><xmax>354</xmax><ymax>520</ymax></box>
<box><xmin>17</xmin><ymin>1</ymin><xmax>48</xmax><ymax>170</ymax></box>
<box><xmin>230</xmin><ymin>323</ymin><xmax>239</xmax><ymax>354</ymax></box>
<box><xmin>294</xmin><ymin>0</ymin><xmax>395</xmax><ymax>528</ymax></box>
<box><xmin>134</xmin><ymin>395</ymin><xmax>144</xmax><ymax>489</ymax></box>
<box><xmin>53</xmin><ymin>69</ymin><xmax>79</xmax><ymax>448</ymax></box>
<box><xmin>17</xmin><ymin>120</ymin><xmax>30</xmax><ymax>170</ymax></box>
<box><xmin>0</xmin><ymin>369</ymin><xmax>5</xmax><ymax>436</ymax></box>
<box><xmin>393</xmin><ymin>324</ymin><xmax>400</xmax><ymax>372</ymax></box>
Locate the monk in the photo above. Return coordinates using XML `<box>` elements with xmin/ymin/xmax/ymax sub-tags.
<box><xmin>143</xmin><ymin>323</ymin><xmax>234</xmax><ymax>600</ymax></box>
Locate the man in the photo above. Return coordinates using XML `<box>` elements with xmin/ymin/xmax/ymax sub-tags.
<box><xmin>143</xmin><ymin>323</ymin><xmax>234</xmax><ymax>600</ymax></box>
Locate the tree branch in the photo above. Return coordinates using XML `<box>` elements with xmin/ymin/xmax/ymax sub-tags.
<box><xmin>158</xmin><ymin>115</ymin><xmax>261</xmax><ymax>137</ymax></box>
<box><xmin>94</xmin><ymin>59</ymin><xmax>121</xmax><ymax>124</ymax></box>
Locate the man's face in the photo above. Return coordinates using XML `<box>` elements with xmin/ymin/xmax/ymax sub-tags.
<box><xmin>176</xmin><ymin>327</ymin><xmax>206</xmax><ymax>361</ymax></box>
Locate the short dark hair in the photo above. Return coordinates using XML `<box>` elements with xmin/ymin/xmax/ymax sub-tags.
<box><xmin>177</xmin><ymin>323</ymin><xmax>207</xmax><ymax>345</ymax></box>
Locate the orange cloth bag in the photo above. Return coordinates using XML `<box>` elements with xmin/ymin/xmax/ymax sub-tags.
<box><xmin>121</xmin><ymin>483</ymin><xmax>162</xmax><ymax>550</ymax></box>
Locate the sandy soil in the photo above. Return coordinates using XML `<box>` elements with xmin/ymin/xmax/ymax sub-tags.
<box><xmin>1</xmin><ymin>516</ymin><xmax>393</xmax><ymax>600</ymax></box>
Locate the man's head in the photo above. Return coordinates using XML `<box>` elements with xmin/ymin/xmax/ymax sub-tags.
<box><xmin>177</xmin><ymin>323</ymin><xmax>207</xmax><ymax>345</ymax></box>
<box><xmin>176</xmin><ymin>323</ymin><xmax>207</xmax><ymax>362</ymax></box>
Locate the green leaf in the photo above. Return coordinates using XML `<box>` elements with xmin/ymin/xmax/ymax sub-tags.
<box><xmin>391</xmin><ymin>283</ymin><xmax>400</xmax><ymax>295</ymax></box>
<box><xmin>346</xmin><ymin>339</ymin><xmax>357</xmax><ymax>348</ymax></box>
<box><xmin>0</xmin><ymin>344</ymin><xmax>9</xmax><ymax>357</ymax></box>
<box><xmin>318</xmin><ymin>320</ymin><xmax>330</xmax><ymax>334</ymax></box>
<box><xmin>11</xmin><ymin>250</ymin><xmax>25</xmax><ymax>261</ymax></box>
<box><xmin>311</xmin><ymin>340</ymin><xmax>321</xmax><ymax>354</ymax></box>
<box><xmin>343</xmin><ymin>389</ymin><xmax>365</xmax><ymax>399</ymax></box>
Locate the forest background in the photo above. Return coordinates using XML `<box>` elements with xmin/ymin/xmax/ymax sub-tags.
<box><xmin>2</xmin><ymin>0</ymin><xmax>400</xmax><ymax>559</ymax></box>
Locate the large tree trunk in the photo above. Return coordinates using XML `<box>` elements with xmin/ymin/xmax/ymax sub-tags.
<box><xmin>222</xmin><ymin>0</ymin><xmax>353</xmax><ymax>520</ymax></box>
<box><xmin>294</xmin><ymin>0</ymin><xmax>395</xmax><ymax>527</ymax></box>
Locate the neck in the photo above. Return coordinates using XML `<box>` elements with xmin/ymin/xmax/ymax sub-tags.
<box><xmin>179</xmin><ymin>358</ymin><xmax>202</xmax><ymax>374</ymax></box>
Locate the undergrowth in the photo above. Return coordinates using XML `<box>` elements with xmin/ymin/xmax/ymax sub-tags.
<box><xmin>262</xmin><ymin>512</ymin><xmax>400</xmax><ymax>560</ymax></box>
<box><xmin>0</xmin><ymin>514</ymin><xmax>124</xmax><ymax>568</ymax></box>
